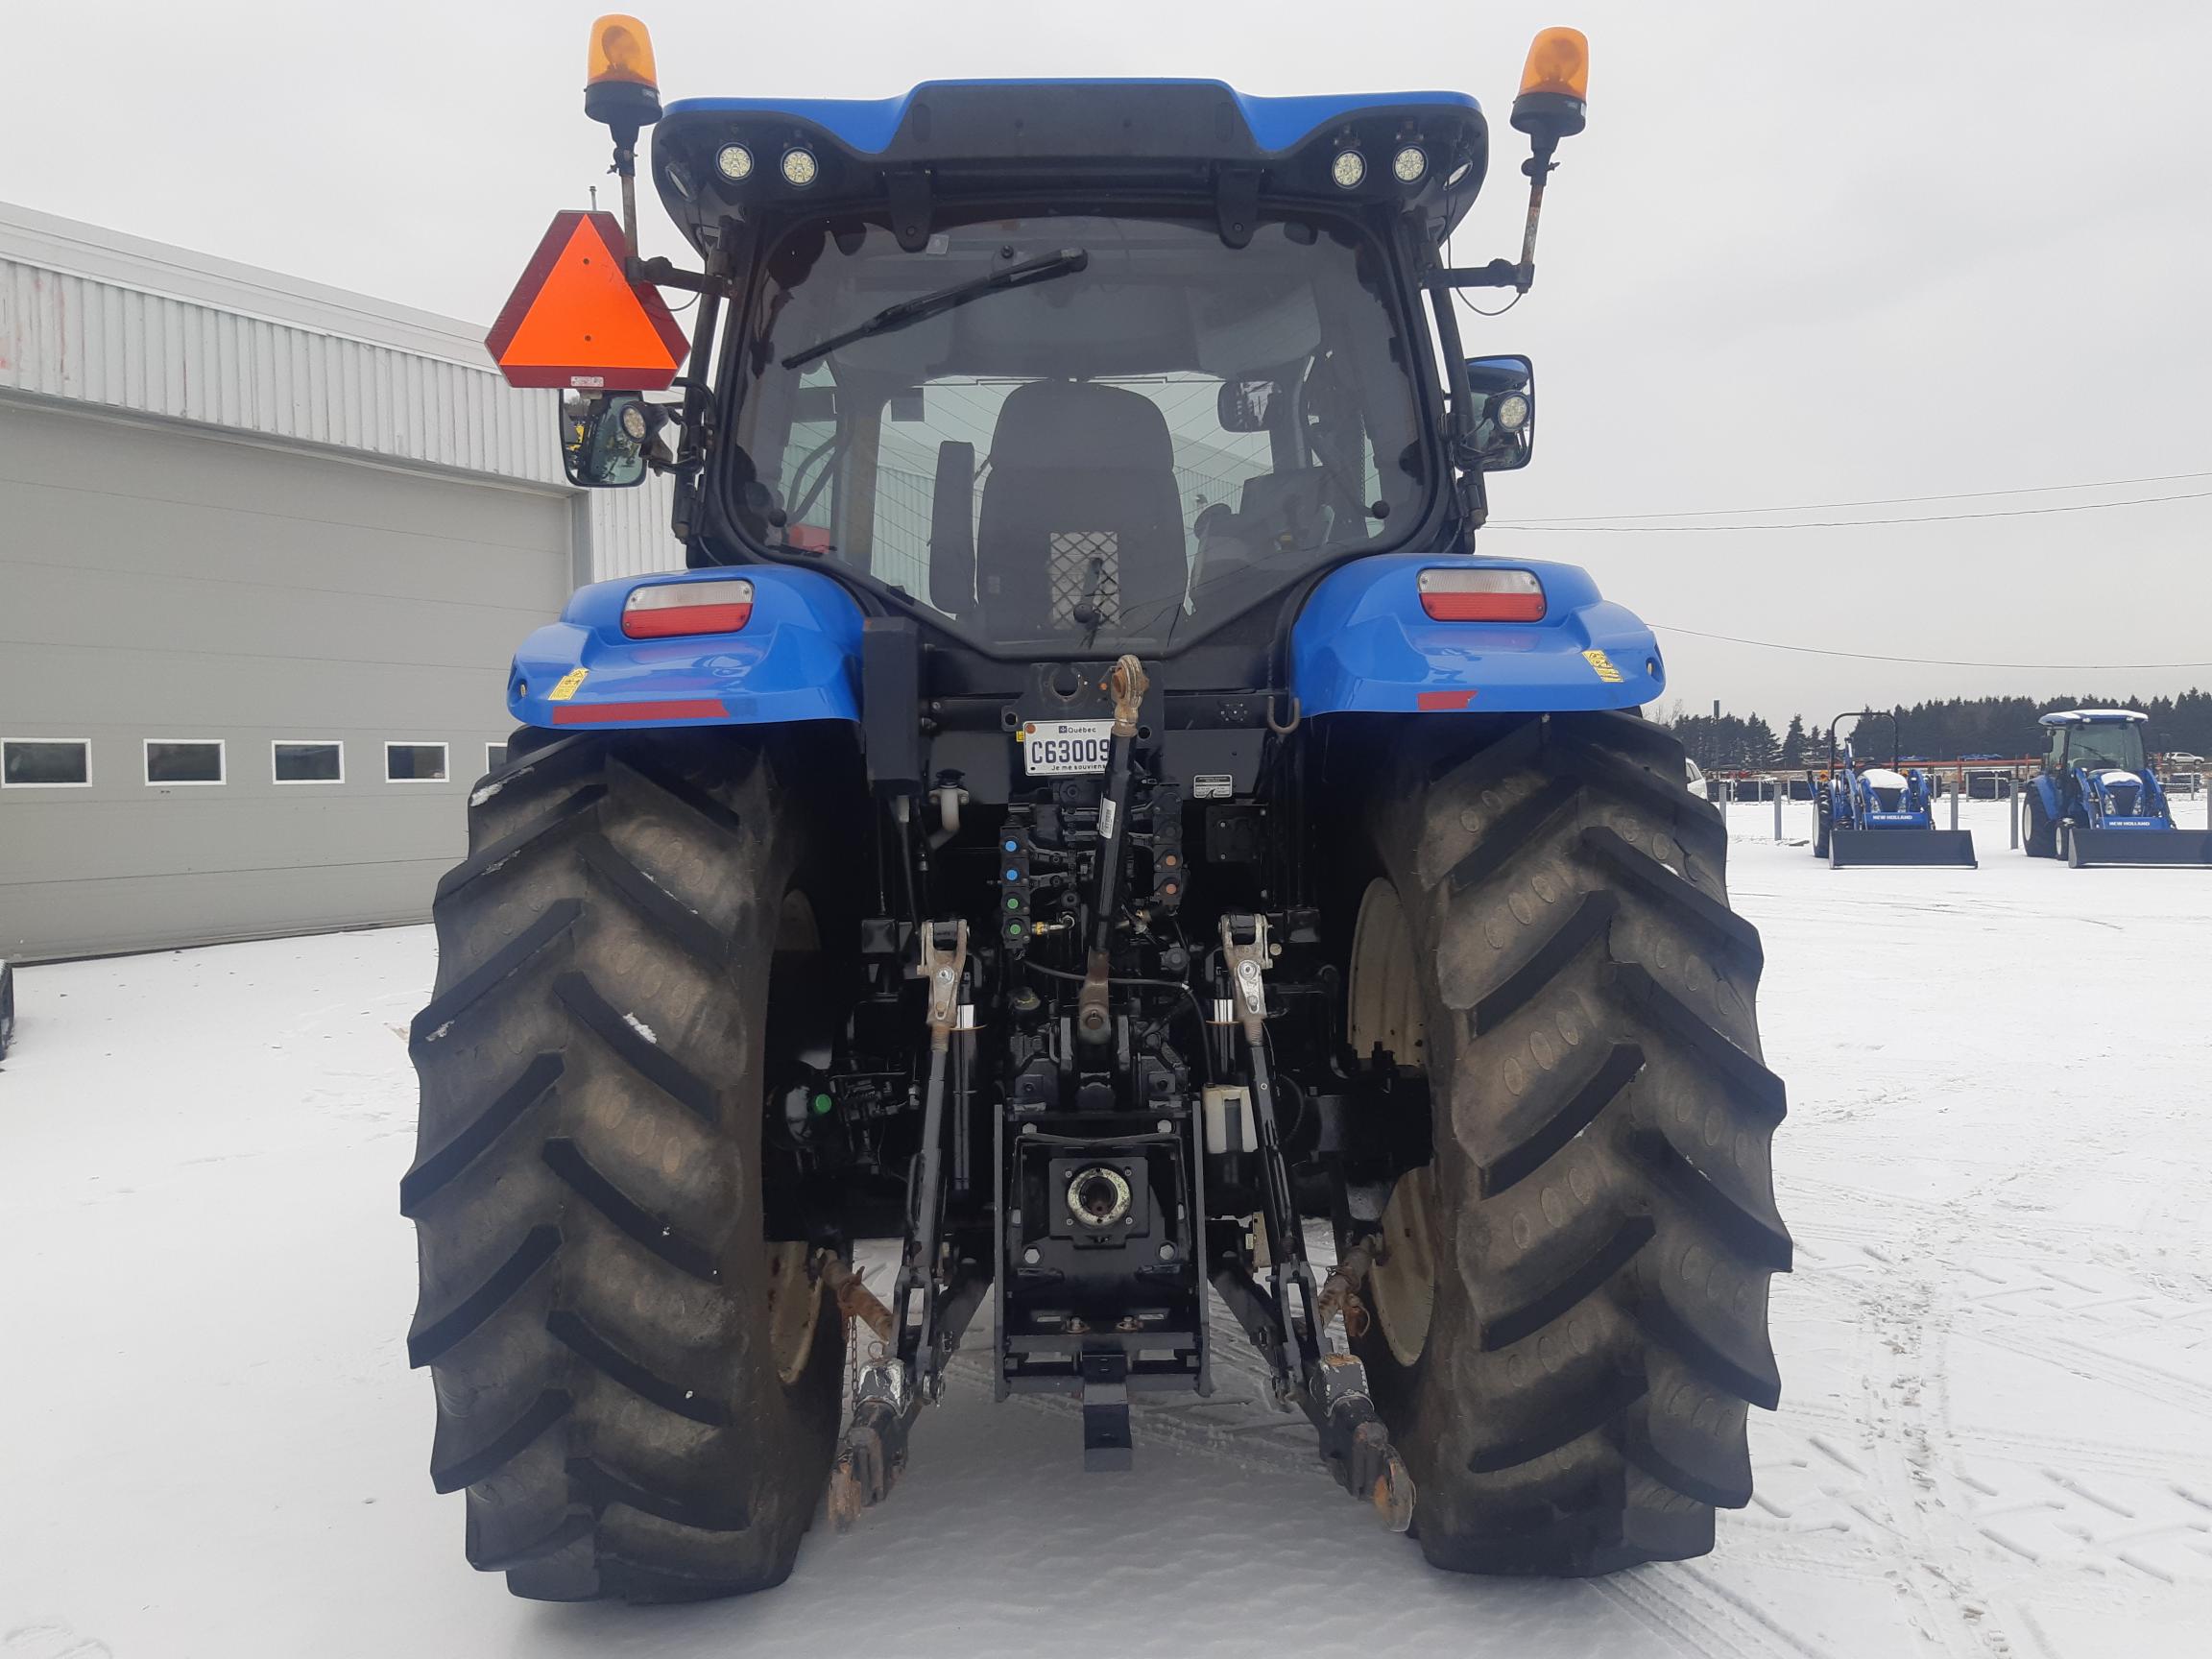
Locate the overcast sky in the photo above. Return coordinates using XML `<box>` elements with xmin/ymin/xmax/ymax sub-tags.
<box><xmin>10</xmin><ymin>1</ymin><xmax>2211</xmax><ymax>724</ymax></box>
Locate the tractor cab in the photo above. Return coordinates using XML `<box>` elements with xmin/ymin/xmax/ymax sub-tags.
<box><xmin>717</xmin><ymin>205</ymin><xmax>1425</xmax><ymax>652</ymax></box>
<box><xmin>634</xmin><ymin>81</ymin><xmax>1541</xmax><ymax>670</ymax></box>
<box><xmin>2041</xmin><ymin>709</ymin><xmax>2147</xmax><ymax>778</ymax></box>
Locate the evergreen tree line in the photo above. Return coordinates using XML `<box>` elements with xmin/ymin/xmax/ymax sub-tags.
<box><xmin>1665</xmin><ymin>690</ymin><xmax>2212</xmax><ymax>771</ymax></box>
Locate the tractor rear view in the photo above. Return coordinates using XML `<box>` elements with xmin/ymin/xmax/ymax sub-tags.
<box><xmin>1812</xmin><ymin>711</ymin><xmax>1977</xmax><ymax>868</ymax></box>
<box><xmin>399</xmin><ymin>15</ymin><xmax>1791</xmax><ymax>1603</ymax></box>
<box><xmin>2025</xmin><ymin>709</ymin><xmax>2212</xmax><ymax>867</ymax></box>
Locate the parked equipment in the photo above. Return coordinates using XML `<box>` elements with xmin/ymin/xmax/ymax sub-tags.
<box><xmin>1812</xmin><ymin>711</ymin><xmax>1977</xmax><ymax>868</ymax></box>
<box><xmin>2025</xmin><ymin>709</ymin><xmax>2212</xmax><ymax>867</ymax></box>
<box><xmin>399</xmin><ymin>17</ymin><xmax>1791</xmax><ymax>1603</ymax></box>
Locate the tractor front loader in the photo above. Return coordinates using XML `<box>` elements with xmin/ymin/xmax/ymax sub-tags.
<box><xmin>400</xmin><ymin>14</ymin><xmax>1791</xmax><ymax>1603</ymax></box>
<box><xmin>2025</xmin><ymin>709</ymin><xmax>2212</xmax><ymax>867</ymax></box>
<box><xmin>1812</xmin><ymin>710</ymin><xmax>1977</xmax><ymax>869</ymax></box>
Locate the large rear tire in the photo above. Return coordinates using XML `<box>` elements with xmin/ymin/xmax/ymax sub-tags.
<box><xmin>402</xmin><ymin>729</ymin><xmax>848</xmax><ymax>1602</ymax></box>
<box><xmin>1342</xmin><ymin>710</ymin><xmax>1790</xmax><ymax>1575</ymax></box>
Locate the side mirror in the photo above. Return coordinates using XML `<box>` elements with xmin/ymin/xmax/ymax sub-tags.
<box><xmin>1461</xmin><ymin>354</ymin><xmax>1534</xmax><ymax>472</ymax></box>
<box><xmin>1216</xmin><ymin>378</ymin><xmax>1279</xmax><ymax>434</ymax></box>
<box><xmin>561</xmin><ymin>392</ymin><xmax>655</xmax><ymax>489</ymax></box>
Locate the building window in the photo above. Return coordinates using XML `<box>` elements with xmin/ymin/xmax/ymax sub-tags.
<box><xmin>386</xmin><ymin>742</ymin><xmax>449</xmax><ymax>782</ymax></box>
<box><xmin>2</xmin><ymin>738</ymin><xmax>91</xmax><ymax>786</ymax></box>
<box><xmin>486</xmin><ymin>742</ymin><xmax>509</xmax><ymax>772</ymax></box>
<box><xmin>145</xmin><ymin>739</ymin><xmax>226</xmax><ymax>785</ymax></box>
<box><xmin>273</xmin><ymin>741</ymin><xmax>345</xmax><ymax>783</ymax></box>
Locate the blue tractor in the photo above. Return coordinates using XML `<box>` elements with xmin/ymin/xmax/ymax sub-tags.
<box><xmin>1811</xmin><ymin>710</ymin><xmax>1977</xmax><ymax>868</ymax></box>
<box><xmin>401</xmin><ymin>16</ymin><xmax>1790</xmax><ymax>1602</ymax></box>
<box><xmin>2025</xmin><ymin>709</ymin><xmax>2212</xmax><ymax>867</ymax></box>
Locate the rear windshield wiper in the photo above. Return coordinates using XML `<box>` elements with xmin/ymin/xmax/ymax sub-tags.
<box><xmin>780</xmin><ymin>248</ymin><xmax>1090</xmax><ymax>372</ymax></box>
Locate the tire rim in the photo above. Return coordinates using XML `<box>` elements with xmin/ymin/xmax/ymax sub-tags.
<box><xmin>762</xmin><ymin>1239</ymin><xmax>824</xmax><ymax>1385</ymax></box>
<box><xmin>1373</xmin><ymin>1166</ymin><xmax>1438</xmax><ymax>1366</ymax></box>
<box><xmin>1348</xmin><ymin>878</ymin><xmax>1437</xmax><ymax>1366</ymax></box>
<box><xmin>761</xmin><ymin>890</ymin><xmax>827</xmax><ymax>1385</ymax></box>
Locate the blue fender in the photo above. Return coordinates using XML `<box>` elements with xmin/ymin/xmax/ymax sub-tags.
<box><xmin>509</xmin><ymin>567</ymin><xmax>865</xmax><ymax>731</ymax></box>
<box><xmin>1289</xmin><ymin>554</ymin><xmax>1663</xmax><ymax>715</ymax></box>
<box><xmin>2032</xmin><ymin>774</ymin><xmax>2062</xmax><ymax>820</ymax></box>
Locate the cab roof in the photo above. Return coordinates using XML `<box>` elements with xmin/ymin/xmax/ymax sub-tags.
<box><xmin>661</xmin><ymin>82</ymin><xmax>1481</xmax><ymax>156</ymax></box>
<box><xmin>650</xmin><ymin>80</ymin><xmax>1488</xmax><ymax>253</ymax></box>
<box><xmin>2040</xmin><ymin>709</ymin><xmax>2149</xmax><ymax>726</ymax></box>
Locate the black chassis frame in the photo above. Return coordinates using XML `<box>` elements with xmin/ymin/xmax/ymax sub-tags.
<box><xmin>634</xmin><ymin>143</ymin><xmax>1494</xmax><ymax>1510</ymax></box>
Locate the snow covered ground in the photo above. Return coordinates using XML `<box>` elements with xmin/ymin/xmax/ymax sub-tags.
<box><xmin>4</xmin><ymin>795</ymin><xmax>2210</xmax><ymax>1659</ymax></box>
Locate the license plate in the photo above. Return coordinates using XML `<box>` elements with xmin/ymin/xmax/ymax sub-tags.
<box><xmin>1022</xmin><ymin>719</ymin><xmax>1113</xmax><ymax>776</ymax></box>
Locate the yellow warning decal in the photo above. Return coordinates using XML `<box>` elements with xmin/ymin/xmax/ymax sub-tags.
<box><xmin>548</xmin><ymin>666</ymin><xmax>589</xmax><ymax>702</ymax></box>
<box><xmin>1582</xmin><ymin>649</ymin><xmax>1624</xmax><ymax>684</ymax></box>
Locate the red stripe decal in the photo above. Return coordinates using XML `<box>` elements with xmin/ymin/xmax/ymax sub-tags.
<box><xmin>1416</xmin><ymin>688</ymin><xmax>1480</xmax><ymax>711</ymax></box>
<box><xmin>551</xmin><ymin>699</ymin><xmax>727</xmax><ymax>725</ymax></box>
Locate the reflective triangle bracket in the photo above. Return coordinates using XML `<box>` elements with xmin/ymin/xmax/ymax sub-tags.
<box><xmin>484</xmin><ymin>211</ymin><xmax>690</xmax><ymax>391</ymax></box>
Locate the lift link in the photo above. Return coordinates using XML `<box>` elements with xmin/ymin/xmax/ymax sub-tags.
<box><xmin>1077</xmin><ymin>654</ymin><xmax>1149</xmax><ymax>1044</ymax></box>
<box><xmin>902</xmin><ymin>919</ymin><xmax>969</xmax><ymax>1375</ymax></box>
<box><xmin>1213</xmin><ymin>914</ymin><xmax>1415</xmax><ymax>1532</ymax></box>
<box><xmin>828</xmin><ymin>918</ymin><xmax>969</xmax><ymax>1530</ymax></box>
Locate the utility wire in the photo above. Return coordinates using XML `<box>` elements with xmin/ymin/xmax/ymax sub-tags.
<box><xmin>1649</xmin><ymin>623</ymin><xmax>2212</xmax><ymax>672</ymax></box>
<box><xmin>1494</xmin><ymin>468</ymin><xmax>2212</xmax><ymax>523</ymax></box>
<box><xmin>1492</xmin><ymin>488</ymin><xmax>2212</xmax><ymax>532</ymax></box>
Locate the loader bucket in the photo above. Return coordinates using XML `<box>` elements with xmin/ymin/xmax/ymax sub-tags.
<box><xmin>1827</xmin><ymin>828</ymin><xmax>1979</xmax><ymax>868</ymax></box>
<box><xmin>2063</xmin><ymin>827</ymin><xmax>2212</xmax><ymax>868</ymax></box>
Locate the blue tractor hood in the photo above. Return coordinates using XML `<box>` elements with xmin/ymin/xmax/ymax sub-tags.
<box><xmin>650</xmin><ymin>81</ymin><xmax>1488</xmax><ymax>253</ymax></box>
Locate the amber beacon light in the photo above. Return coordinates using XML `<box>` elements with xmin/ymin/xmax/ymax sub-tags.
<box><xmin>1512</xmin><ymin>26</ymin><xmax>1589</xmax><ymax>140</ymax></box>
<box><xmin>586</xmin><ymin>14</ymin><xmax>662</xmax><ymax>131</ymax></box>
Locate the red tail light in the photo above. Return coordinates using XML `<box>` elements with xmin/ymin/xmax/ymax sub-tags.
<box><xmin>1418</xmin><ymin>567</ymin><xmax>1546</xmax><ymax>622</ymax></box>
<box><xmin>621</xmin><ymin>577</ymin><xmax>755</xmax><ymax>638</ymax></box>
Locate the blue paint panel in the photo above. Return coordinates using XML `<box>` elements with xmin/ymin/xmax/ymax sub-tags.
<box><xmin>1289</xmin><ymin>555</ymin><xmax>1663</xmax><ymax>715</ymax></box>
<box><xmin>510</xmin><ymin>567</ymin><xmax>865</xmax><ymax>731</ymax></box>
<box><xmin>663</xmin><ymin>83</ymin><xmax>1479</xmax><ymax>157</ymax></box>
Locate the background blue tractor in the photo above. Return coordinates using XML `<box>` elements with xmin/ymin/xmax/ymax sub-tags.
<box><xmin>401</xmin><ymin>17</ymin><xmax>1790</xmax><ymax>1603</ymax></box>
<box><xmin>1811</xmin><ymin>710</ymin><xmax>1977</xmax><ymax>868</ymax></box>
<box><xmin>2024</xmin><ymin>709</ymin><xmax>2212</xmax><ymax>867</ymax></box>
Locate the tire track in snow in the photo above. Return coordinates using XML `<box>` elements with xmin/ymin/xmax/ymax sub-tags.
<box><xmin>1595</xmin><ymin>1566</ymin><xmax>1844</xmax><ymax>1659</ymax></box>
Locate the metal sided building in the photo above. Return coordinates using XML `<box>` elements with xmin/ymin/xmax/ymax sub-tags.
<box><xmin>0</xmin><ymin>202</ymin><xmax>682</xmax><ymax>961</ymax></box>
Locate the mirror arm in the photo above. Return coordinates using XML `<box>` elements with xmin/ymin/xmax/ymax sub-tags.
<box><xmin>1510</xmin><ymin>134</ymin><xmax>1561</xmax><ymax>293</ymax></box>
<box><xmin>608</xmin><ymin>130</ymin><xmax>644</xmax><ymax>273</ymax></box>
<box><xmin>668</xmin><ymin>271</ymin><xmax>725</xmax><ymax>541</ymax></box>
<box><xmin>627</xmin><ymin>254</ymin><xmax>718</xmax><ymax>294</ymax></box>
<box><xmin>1427</xmin><ymin>260</ymin><xmax>1529</xmax><ymax>292</ymax></box>
<box><xmin>1425</xmin><ymin>277</ymin><xmax>1489</xmax><ymax>534</ymax></box>
<box><xmin>1428</xmin><ymin>131</ymin><xmax>1564</xmax><ymax>296</ymax></box>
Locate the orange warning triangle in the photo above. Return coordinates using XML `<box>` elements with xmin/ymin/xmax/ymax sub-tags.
<box><xmin>485</xmin><ymin>211</ymin><xmax>689</xmax><ymax>391</ymax></box>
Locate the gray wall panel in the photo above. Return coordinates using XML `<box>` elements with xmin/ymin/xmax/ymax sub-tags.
<box><xmin>0</xmin><ymin>400</ymin><xmax>566</xmax><ymax>959</ymax></box>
